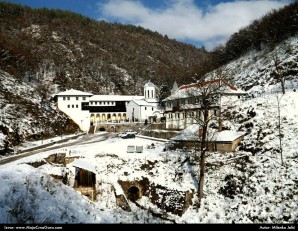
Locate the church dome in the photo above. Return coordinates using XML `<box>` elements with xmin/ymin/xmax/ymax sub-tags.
<box><xmin>144</xmin><ymin>81</ymin><xmax>155</xmax><ymax>87</ymax></box>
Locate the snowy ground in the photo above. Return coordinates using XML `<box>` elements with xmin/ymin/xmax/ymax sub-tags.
<box><xmin>0</xmin><ymin>133</ymin><xmax>85</xmax><ymax>161</ymax></box>
<box><xmin>0</xmin><ymin>92</ymin><xmax>297</xmax><ymax>224</ymax></box>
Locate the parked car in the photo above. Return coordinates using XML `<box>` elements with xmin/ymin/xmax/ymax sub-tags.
<box><xmin>118</xmin><ymin>132</ymin><xmax>126</xmax><ymax>137</ymax></box>
<box><xmin>121</xmin><ymin>133</ymin><xmax>136</xmax><ymax>139</ymax></box>
<box><xmin>125</xmin><ymin>130</ymin><xmax>138</xmax><ymax>135</ymax></box>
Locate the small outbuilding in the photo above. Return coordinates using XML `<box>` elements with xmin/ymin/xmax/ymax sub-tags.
<box><xmin>72</xmin><ymin>159</ymin><xmax>97</xmax><ymax>200</ymax></box>
<box><xmin>171</xmin><ymin>125</ymin><xmax>245</xmax><ymax>153</ymax></box>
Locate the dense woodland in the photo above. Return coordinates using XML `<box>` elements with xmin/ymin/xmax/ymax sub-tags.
<box><xmin>0</xmin><ymin>1</ymin><xmax>206</xmax><ymax>97</ymax></box>
<box><xmin>0</xmin><ymin>1</ymin><xmax>297</xmax><ymax>150</ymax></box>
<box><xmin>1</xmin><ymin>2</ymin><xmax>297</xmax><ymax>96</ymax></box>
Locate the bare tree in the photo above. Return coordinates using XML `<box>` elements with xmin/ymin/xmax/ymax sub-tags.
<box><xmin>276</xmin><ymin>94</ymin><xmax>284</xmax><ymax>166</ymax></box>
<box><xmin>163</xmin><ymin>68</ymin><xmax>239</xmax><ymax>207</ymax></box>
<box><xmin>185</xmin><ymin>71</ymin><xmax>231</xmax><ymax>207</ymax></box>
<box><xmin>272</xmin><ymin>50</ymin><xmax>286</xmax><ymax>94</ymax></box>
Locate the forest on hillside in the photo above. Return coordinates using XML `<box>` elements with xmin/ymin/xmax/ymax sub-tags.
<box><xmin>0</xmin><ymin>1</ymin><xmax>205</xmax><ymax>97</ymax></box>
<box><xmin>1</xmin><ymin>1</ymin><xmax>297</xmax><ymax>97</ymax></box>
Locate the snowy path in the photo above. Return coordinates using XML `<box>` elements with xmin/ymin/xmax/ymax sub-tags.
<box><xmin>0</xmin><ymin>132</ymin><xmax>114</xmax><ymax>165</ymax></box>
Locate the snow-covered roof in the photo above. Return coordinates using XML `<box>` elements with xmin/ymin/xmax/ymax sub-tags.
<box><xmin>163</xmin><ymin>79</ymin><xmax>246</xmax><ymax>101</ymax></box>
<box><xmin>130</xmin><ymin>99</ymin><xmax>158</xmax><ymax>106</ymax></box>
<box><xmin>55</xmin><ymin>89</ymin><xmax>93</xmax><ymax>96</ymax></box>
<box><xmin>171</xmin><ymin>124</ymin><xmax>245</xmax><ymax>142</ymax></box>
<box><xmin>72</xmin><ymin>159</ymin><xmax>96</xmax><ymax>173</ymax></box>
<box><xmin>144</xmin><ymin>81</ymin><xmax>155</xmax><ymax>88</ymax></box>
<box><xmin>90</xmin><ymin>95</ymin><xmax>143</xmax><ymax>101</ymax></box>
<box><xmin>213</xmin><ymin>130</ymin><xmax>246</xmax><ymax>142</ymax></box>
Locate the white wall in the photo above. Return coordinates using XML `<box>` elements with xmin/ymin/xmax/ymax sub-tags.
<box><xmin>165</xmin><ymin>110</ymin><xmax>217</xmax><ymax>130</ymax></box>
<box><xmin>127</xmin><ymin>101</ymin><xmax>159</xmax><ymax>122</ymax></box>
<box><xmin>221</xmin><ymin>95</ymin><xmax>242</xmax><ymax>107</ymax></box>
<box><xmin>140</xmin><ymin>105</ymin><xmax>156</xmax><ymax>121</ymax></box>
<box><xmin>126</xmin><ymin>101</ymin><xmax>140</xmax><ymax>122</ymax></box>
<box><xmin>144</xmin><ymin>86</ymin><xmax>155</xmax><ymax>99</ymax></box>
<box><xmin>57</xmin><ymin>96</ymin><xmax>90</xmax><ymax>132</ymax></box>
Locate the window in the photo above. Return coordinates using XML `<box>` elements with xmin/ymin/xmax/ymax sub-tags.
<box><xmin>145</xmin><ymin>107</ymin><xmax>147</xmax><ymax>110</ymax></box>
<box><xmin>152</xmin><ymin>107</ymin><xmax>154</xmax><ymax>111</ymax></box>
<box><xmin>99</xmin><ymin>102</ymin><xmax>102</xmax><ymax>105</ymax></box>
<box><xmin>95</xmin><ymin>102</ymin><xmax>97</xmax><ymax>105</ymax></box>
<box><xmin>177</xmin><ymin>113</ymin><xmax>180</xmax><ymax>118</ymax></box>
<box><xmin>83</xmin><ymin>97</ymin><xmax>86</xmax><ymax>101</ymax></box>
<box><xmin>67</xmin><ymin>105</ymin><xmax>70</xmax><ymax>108</ymax></box>
<box><xmin>107</xmin><ymin>102</ymin><xmax>109</xmax><ymax>105</ymax></box>
<box><xmin>63</xmin><ymin>97</ymin><xmax>66</xmax><ymax>101</ymax></box>
<box><xmin>72</xmin><ymin>105</ymin><xmax>74</xmax><ymax>108</ymax></box>
<box><xmin>76</xmin><ymin>97</ymin><xmax>79</xmax><ymax>100</ymax></box>
<box><xmin>76</xmin><ymin>105</ymin><xmax>78</xmax><ymax>108</ymax></box>
<box><xmin>91</xmin><ymin>102</ymin><xmax>93</xmax><ymax>105</ymax></box>
<box><xmin>238</xmin><ymin>95</ymin><xmax>241</xmax><ymax>99</ymax></box>
<box><xmin>214</xmin><ymin>110</ymin><xmax>217</xmax><ymax>116</ymax></box>
<box><xmin>67</xmin><ymin>97</ymin><xmax>70</xmax><ymax>100</ymax></box>
<box><xmin>103</xmin><ymin>102</ymin><xmax>106</xmax><ymax>105</ymax></box>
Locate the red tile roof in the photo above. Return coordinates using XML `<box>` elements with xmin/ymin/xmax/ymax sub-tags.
<box><xmin>178</xmin><ymin>79</ymin><xmax>237</xmax><ymax>91</ymax></box>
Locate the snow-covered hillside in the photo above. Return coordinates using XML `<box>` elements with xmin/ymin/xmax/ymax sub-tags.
<box><xmin>0</xmin><ymin>70</ymin><xmax>79</xmax><ymax>154</ymax></box>
<box><xmin>189</xmin><ymin>92</ymin><xmax>298</xmax><ymax>223</ymax></box>
<box><xmin>1</xmin><ymin>89</ymin><xmax>297</xmax><ymax>224</ymax></box>
<box><xmin>1</xmin><ymin>36</ymin><xmax>297</xmax><ymax>224</ymax></box>
<box><xmin>206</xmin><ymin>36</ymin><xmax>298</xmax><ymax>94</ymax></box>
<box><xmin>233</xmin><ymin>36</ymin><xmax>298</xmax><ymax>93</ymax></box>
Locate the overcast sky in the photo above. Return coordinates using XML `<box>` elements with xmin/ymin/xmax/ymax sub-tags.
<box><xmin>5</xmin><ymin>0</ymin><xmax>291</xmax><ymax>50</ymax></box>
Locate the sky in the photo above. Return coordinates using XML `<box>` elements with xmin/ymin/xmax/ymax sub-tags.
<box><xmin>3</xmin><ymin>0</ymin><xmax>292</xmax><ymax>50</ymax></box>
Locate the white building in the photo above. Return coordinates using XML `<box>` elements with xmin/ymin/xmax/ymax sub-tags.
<box><xmin>54</xmin><ymin>89</ymin><xmax>93</xmax><ymax>131</ymax></box>
<box><xmin>54</xmin><ymin>81</ymin><xmax>163</xmax><ymax>132</ymax></box>
<box><xmin>126</xmin><ymin>81</ymin><xmax>162</xmax><ymax>123</ymax></box>
<box><xmin>162</xmin><ymin>79</ymin><xmax>247</xmax><ymax>130</ymax></box>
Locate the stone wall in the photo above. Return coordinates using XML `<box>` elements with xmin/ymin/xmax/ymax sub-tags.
<box><xmin>95</xmin><ymin>123</ymin><xmax>145</xmax><ymax>133</ymax></box>
<box><xmin>141</xmin><ymin>130</ymin><xmax>179</xmax><ymax>140</ymax></box>
<box><xmin>172</xmin><ymin>138</ymin><xmax>244</xmax><ymax>153</ymax></box>
<box><xmin>118</xmin><ymin>178</ymin><xmax>193</xmax><ymax>216</ymax></box>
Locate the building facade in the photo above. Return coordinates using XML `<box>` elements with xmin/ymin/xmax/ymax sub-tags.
<box><xmin>54</xmin><ymin>81</ymin><xmax>163</xmax><ymax>132</ymax></box>
<box><xmin>126</xmin><ymin>81</ymin><xmax>162</xmax><ymax>123</ymax></box>
<box><xmin>163</xmin><ymin>79</ymin><xmax>247</xmax><ymax>130</ymax></box>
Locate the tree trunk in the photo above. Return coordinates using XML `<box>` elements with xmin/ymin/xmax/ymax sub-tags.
<box><xmin>276</xmin><ymin>95</ymin><xmax>283</xmax><ymax>165</ymax></box>
<box><xmin>281</xmin><ymin>78</ymin><xmax>286</xmax><ymax>95</ymax></box>
<box><xmin>218</xmin><ymin>109</ymin><xmax>222</xmax><ymax>132</ymax></box>
<box><xmin>198</xmin><ymin>108</ymin><xmax>208</xmax><ymax>207</ymax></box>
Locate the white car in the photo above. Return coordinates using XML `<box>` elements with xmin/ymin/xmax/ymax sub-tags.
<box><xmin>118</xmin><ymin>132</ymin><xmax>126</xmax><ymax>137</ymax></box>
<box><xmin>125</xmin><ymin>130</ymin><xmax>138</xmax><ymax>135</ymax></box>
